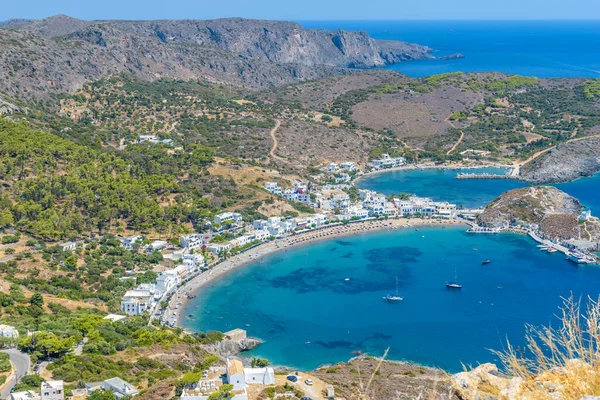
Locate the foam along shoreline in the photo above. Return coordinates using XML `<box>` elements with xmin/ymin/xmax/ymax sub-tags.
<box><xmin>353</xmin><ymin>161</ymin><xmax>515</xmax><ymax>184</ymax></box>
<box><xmin>172</xmin><ymin>217</ymin><xmax>467</xmax><ymax>327</ymax></box>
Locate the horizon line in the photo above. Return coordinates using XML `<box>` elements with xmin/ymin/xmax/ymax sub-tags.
<box><xmin>3</xmin><ymin>15</ymin><xmax>600</xmax><ymax>22</ymax></box>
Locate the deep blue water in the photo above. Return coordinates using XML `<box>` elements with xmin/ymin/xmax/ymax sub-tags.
<box><xmin>299</xmin><ymin>20</ymin><xmax>600</xmax><ymax>78</ymax></box>
<box><xmin>182</xmin><ymin>226</ymin><xmax>600</xmax><ymax>372</ymax></box>
<box><xmin>357</xmin><ymin>167</ymin><xmax>600</xmax><ymax>212</ymax></box>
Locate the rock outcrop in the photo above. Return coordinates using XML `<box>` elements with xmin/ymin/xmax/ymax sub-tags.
<box><xmin>0</xmin><ymin>15</ymin><xmax>432</xmax><ymax>100</ymax></box>
<box><xmin>520</xmin><ymin>137</ymin><xmax>600</xmax><ymax>184</ymax></box>
<box><xmin>203</xmin><ymin>337</ymin><xmax>262</xmax><ymax>358</ymax></box>
<box><xmin>478</xmin><ymin>186</ymin><xmax>600</xmax><ymax>241</ymax></box>
<box><xmin>452</xmin><ymin>363</ymin><xmax>523</xmax><ymax>399</ymax></box>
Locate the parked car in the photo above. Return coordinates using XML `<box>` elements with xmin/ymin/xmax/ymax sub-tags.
<box><xmin>287</xmin><ymin>375</ymin><xmax>298</xmax><ymax>382</ymax></box>
<box><xmin>304</xmin><ymin>379</ymin><xmax>313</xmax><ymax>386</ymax></box>
<box><xmin>300</xmin><ymin>397</ymin><xmax>313</xmax><ymax>400</ymax></box>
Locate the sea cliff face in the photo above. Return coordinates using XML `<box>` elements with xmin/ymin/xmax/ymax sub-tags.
<box><xmin>0</xmin><ymin>15</ymin><xmax>431</xmax><ymax>100</ymax></box>
<box><xmin>520</xmin><ymin>137</ymin><xmax>600</xmax><ymax>184</ymax></box>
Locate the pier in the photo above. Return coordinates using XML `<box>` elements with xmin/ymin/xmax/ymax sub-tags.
<box><xmin>456</xmin><ymin>172</ymin><xmax>518</xmax><ymax>180</ymax></box>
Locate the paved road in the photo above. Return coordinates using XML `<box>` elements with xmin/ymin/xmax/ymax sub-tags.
<box><xmin>0</xmin><ymin>349</ymin><xmax>30</xmax><ymax>399</ymax></box>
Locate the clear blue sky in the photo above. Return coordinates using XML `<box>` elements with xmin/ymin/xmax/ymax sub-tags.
<box><xmin>2</xmin><ymin>0</ymin><xmax>599</xmax><ymax>21</ymax></box>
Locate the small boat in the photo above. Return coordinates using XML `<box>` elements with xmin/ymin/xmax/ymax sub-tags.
<box><xmin>383</xmin><ymin>277</ymin><xmax>403</xmax><ymax>302</ymax></box>
<box><xmin>547</xmin><ymin>247</ymin><xmax>558</xmax><ymax>253</ymax></box>
<box><xmin>482</xmin><ymin>259</ymin><xmax>491</xmax><ymax>265</ymax></box>
<box><xmin>446</xmin><ymin>270</ymin><xmax>463</xmax><ymax>289</ymax></box>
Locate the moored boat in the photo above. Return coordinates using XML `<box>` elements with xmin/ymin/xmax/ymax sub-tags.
<box><xmin>446</xmin><ymin>269</ymin><xmax>462</xmax><ymax>289</ymax></box>
<box><xmin>482</xmin><ymin>259</ymin><xmax>491</xmax><ymax>265</ymax></box>
<box><xmin>383</xmin><ymin>277</ymin><xmax>403</xmax><ymax>302</ymax></box>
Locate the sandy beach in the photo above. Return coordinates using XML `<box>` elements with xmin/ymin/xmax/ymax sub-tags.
<box><xmin>170</xmin><ymin>217</ymin><xmax>467</xmax><ymax>327</ymax></box>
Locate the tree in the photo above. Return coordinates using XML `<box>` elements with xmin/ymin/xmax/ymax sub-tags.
<box><xmin>88</xmin><ymin>390</ymin><xmax>116</xmax><ymax>400</ymax></box>
<box><xmin>64</xmin><ymin>254</ymin><xmax>78</xmax><ymax>270</ymax></box>
<box><xmin>29</xmin><ymin>292</ymin><xmax>44</xmax><ymax>308</ymax></box>
<box><xmin>251</xmin><ymin>357</ymin><xmax>269</xmax><ymax>368</ymax></box>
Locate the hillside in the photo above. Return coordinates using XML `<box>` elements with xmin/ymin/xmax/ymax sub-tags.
<box><xmin>477</xmin><ymin>186</ymin><xmax>600</xmax><ymax>241</ymax></box>
<box><xmin>520</xmin><ymin>136</ymin><xmax>600</xmax><ymax>183</ymax></box>
<box><xmin>0</xmin><ymin>15</ymin><xmax>431</xmax><ymax>101</ymax></box>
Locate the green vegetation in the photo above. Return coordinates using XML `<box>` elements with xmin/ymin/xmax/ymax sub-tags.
<box><xmin>582</xmin><ymin>79</ymin><xmax>600</xmax><ymax>100</ymax></box>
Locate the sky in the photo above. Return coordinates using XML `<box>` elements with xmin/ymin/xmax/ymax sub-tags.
<box><xmin>1</xmin><ymin>0</ymin><xmax>599</xmax><ymax>21</ymax></box>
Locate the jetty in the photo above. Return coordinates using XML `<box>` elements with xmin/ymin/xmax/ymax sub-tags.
<box><xmin>466</xmin><ymin>226</ymin><xmax>501</xmax><ymax>234</ymax></box>
<box><xmin>456</xmin><ymin>172</ymin><xmax>518</xmax><ymax>180</ymax></box>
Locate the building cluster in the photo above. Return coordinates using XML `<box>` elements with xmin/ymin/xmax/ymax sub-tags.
<box><xmin>264</xmin><ymin>181</ymin><xmax>315</xmax><ymax>206</ymax></box>
<box><xmin>318</xmin><ymin>189</ymin><xmax>457</xmax><ymax>220</ymax></box>
<box><xmin>11</xmin><ymin>377</ymin><xmax>138</xmax><ymax>400</ymax></box>
<box><xmin>369</xmin><ymin>154</ymin><xmax>406</xmax><ymax>170</ymax></box>
<box><xmin>326</xmin><ymin>161</ymin><xmax>356</xmax><ymax>184</ymax></box>
<box><xmin>137</xmin><ymin>134</ymin><xmax>174</xmax><ymax>146</ymax></box>
<box><xmin>0</xmin><ymin>323</ymin><xmax>19</xmax><ymax>338</ymax></box>
<box><xmin>180</xmin><ymin>358</ymin><xmax>274</xmax><ymax>400</ymax></box>
<box><xmin>120</xmin><ymin>251</ymin><xmax>205</xmax><ymax>316</ymax></box>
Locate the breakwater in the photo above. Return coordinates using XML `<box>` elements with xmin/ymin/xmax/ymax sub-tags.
<box><xmin>456</xmin><ymin>172</ymin><xmax>518</xmax><ymax>180</ymax></box>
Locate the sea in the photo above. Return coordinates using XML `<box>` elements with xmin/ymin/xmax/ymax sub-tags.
<box><xmin>300</xmin><ymin>20</ymin><xmax>600</xmax><ymax>78</ymax></box>
<box><xmin>181</xmin><ymin>170</ymin><xmax>600</xmax><ymax>372</ymax></box>
<box><xmin>181</xmin><ymin>21</ymin><xmax>600</xmax><ymax>372</ymax></box>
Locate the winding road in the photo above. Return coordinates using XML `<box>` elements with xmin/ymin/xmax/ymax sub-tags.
<box><xmin>0</xmin><ymin>349</ymin><xmax>30</xmax><ymax>399</ymax></box>
<box><xmin>269</xmin><ymin>119</ymin><xmax>286</xmax><ymax>162</ymax></box>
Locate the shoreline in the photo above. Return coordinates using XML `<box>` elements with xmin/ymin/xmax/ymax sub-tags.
<box><xmin>353</xmin><ymin>161</ymin><xmax>515</xmax><ymax>184</ymax></box>
<box><xmin>171</xmin><ymin>217</ymin><xmax>467</xmax><ymax>327</ymax></box>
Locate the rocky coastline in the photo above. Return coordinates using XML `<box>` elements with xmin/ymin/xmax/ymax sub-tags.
<box><xmin>519</xmin><ymin>137</ymin><xmax>600</xmax><ymax>184</ymax></box>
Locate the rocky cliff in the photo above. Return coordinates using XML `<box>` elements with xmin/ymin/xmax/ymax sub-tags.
<box><xmin>202</xmin><ymin>337</ymin><xmax>262</xmax><ymax>358</ymax></box>
<box><xmin>520</xmin><ymin>137</ymin><xmax>600</xmax><ymax>184</ymax></box>
<box><xmin>0</xmin><ymin>15</ymin><xmax>431</xmax><ymax>100</ymax></box>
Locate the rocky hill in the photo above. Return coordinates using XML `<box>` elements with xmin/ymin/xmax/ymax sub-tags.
<box><xmin>0</xmin><ymin>15</ymin><xmax>431</xmax><ymax>101</ymax></box>
<box><xmin>477</xmin><ymin>186</ymin><xmax>600</xmax><ymax>241</ymax></box>
<box><xmin>520</xmin><ymin>137</ymin><xmax>600</xmax><ymax>184</ymax></box>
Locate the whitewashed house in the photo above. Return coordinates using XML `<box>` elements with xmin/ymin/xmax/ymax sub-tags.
<box><xmin>120</xmin><ymin>288</ymin><xmax>156</xmax><ymax>316</ymax></box>
<box><xmin>41</xmin><ymin>380</ymin><xmax>64</xmax><ymax>400</ymax></box>
<box><xmin>244</xmin><ymin>367</ymin><xmax>275</xmax><ymax>385</ymax></box>
<box><xmin>264</xmin><ymin>182</ymin><xmax>282</xmax><ymax>195</ymax></box>
<box><xmin>180</xmin><ymin>234</ymin><xmax>205</xmax><ymax>251</ymax></box>
<box><xmin>251</xmin><ymin>230</ymin><xmax>270</xmax><ymax>241</ymax></box>
<box><xmin>327</xmin><ymin>162</ymin><xmax>338</xmax><ymax>173</ymax></box>
<box><xmin>252</xmin><ymin>219</ymin><xmax>269</xmax><ymax>230</ymax></box>
<box><xmin>339</xmin><ymin>161</ymin><xmax>356</xmax><ymax>171</ymax></box>
<box><xmin>156</xmin><ymin>270</ymin><xmax>179</xmax><ymax>294</ymax></box>
<box><xmin>0</xmin><ymin>324</ymin><xmax>19</xmax><ymax>338</ymax></box>
<box><xmin>226</xmin><ymin>359</ymin><xmax>247</xmax><ymax>391</ymax></box>
<box><xmin>122</xmin><ymin>236</ymin><xmax>143</xmax><ymax>250</ymax></box>
<box><xmin>214</xmin><ymin>212</ymin><xmax>243</xmax><ymax>225</ymax></box>
<box><xmin>59</xmin><ymin>241</ymin><xmax>77</xmax><ymax>252</ymax></box>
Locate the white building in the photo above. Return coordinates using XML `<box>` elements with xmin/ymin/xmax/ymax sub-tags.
<box><xmin>207</xmin><ymin>243</ymin><xmax>231</xmax><ymax>255</ymax></box>
<box><xmin>333</xmin><ymin>173</ymin><xmax>351</xmax><ymax>184</ymax></box>
<box><xmin>41</xmin><ymin>380</ymin><xmax>64</xmax><ymax>400</ymax></box>
<box><xmin>330</xmin><ymin>194</ymin><xmax>351</xmax><ymax>210</ymax></box>
<box><xmin>103</xmin><ymin>314</ymin><xmax>127</xmax><ymax>323</ymax></box>
<box><xmin>86</xmin><ymin>378</ymin><xmax>138</xmax><ymax>399</ymax></box>
<box><xmin>0</xmin><ymin>324</ymin><xmax>19</xmax><ymax>338</ymax></box>
<box><xmin>339</xmin><ymin>161</ymin><xmax>356</xmax><ymax>172</ymax></box>
<box><xmin>214</xmin><ymin>212</ymin><xmax>243</xmax><ymax>225</ymax></box>
<box><xmin>327</xmin><ymin>162</ymin><xmax>338</xmax><ymax>173</ymax></box>
<box><xmin>180</xmin><ymin>234</ymin><xmax>205</xmax><ymax>250</ymax></box>
<box><xmin>59</xmin><ymin>241</ymin><xmax>77</xmax><ymax>252</ymax></box>
<box><xmin>147</xmin><ymin>240</ymin><xmax>168</xmax><ymax>252</ymax></box>
<box><xmin>244</xmin><ymin>367</ymin><xmax>275</xmax><ymax>385</ymax></box>
<box><xmin>120</xmin><ymin>288</ymin><xmax>156</xmax><ymax>316</ymax></box>
<box><xmin>183</xmin><ymin>253</ymin><xmax>205</xmax><ymax>270</ymax></box>
<box><xmin>229</xmin><ymin>235</ymin><xmax>253</xmax><ymax>249</ymax></box>
<box><xmin>11</xmin><ymin>391</ymin><xmax>40</xmax><ymax>400</ymax></box>
<box><xmin>252</xmin><ymin>220</ymin><xmax>269</xmax><ymax>230</ymax></box>
<box><xmin>264</xmin><ymin>182</ymin><xmax>282</xmax><ymax>195</ymax></box>
<box><xmin>251</xmin><ymin>230</ymin><xmax>270</xmax><ymax>241</ymax></box>
<box><xmin>226</xmin><ymin>359</ymin><xmax>247</xmax><ymax>391</ymax></box>
<box><xmin>156</xmin><ymin>270</ymin><xmax>179</xmax><ymax>294</ymax></box>
<box><xmin>371</xmin><ymin>154</ymin><xmax>406</xmax><ymax>169</ymax></box>
<box><xmin>122</xmin><ymin>235</ymin><xmax>143</xmax><ymax>250</ymax></box>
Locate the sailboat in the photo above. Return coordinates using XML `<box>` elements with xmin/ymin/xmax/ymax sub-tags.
<box><xmin>446</xmin><ymin>269</ymin><xmax>463</xmax><ymax>289</ymax></box>
<box><xmin>383</xmin><ymin>277</ymin><xmax>403</xmax><ymax>302</ymax></box>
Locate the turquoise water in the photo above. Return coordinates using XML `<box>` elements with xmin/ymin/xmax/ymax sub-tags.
<box><xmin>182</xmin><ymin>226</ymin><xmax>600</xmax><ymax>372</ymax></box>
<box><xmin>356</xmin><ymin>167</ymin><xmax>600</xmax><ymax>212</ymax></box>
<box><xmin>299</xmin><ymin>20</ymin><xmax>600</xmax><ymax>78</ymax></box>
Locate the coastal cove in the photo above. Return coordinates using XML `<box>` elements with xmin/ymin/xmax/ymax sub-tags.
<box><xmin>356</xmin><ymin>167</ymin><xmax>600</xmax><ymax>212</ymax></box>
<box><xmin>181</xmin><ymin>225</ymin><xmax>600</xmax><ymax>372</ymax></box>
<box><xmin>180</xmin><ymin>167</ymin><xmax>600</xmax><ymax>373</ymax></box>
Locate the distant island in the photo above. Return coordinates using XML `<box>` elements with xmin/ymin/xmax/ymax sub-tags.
<box><xmin>439</xmin><ymin>53</ymin><xmax>466</xmax><ymax>60</ymax></box>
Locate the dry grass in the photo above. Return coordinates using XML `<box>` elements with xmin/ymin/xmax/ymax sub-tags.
<box><xmin>495</xmin><ymin>295</ymin><xmax>600</xmax><ymax>399</ymax></box>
